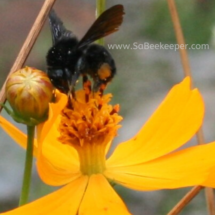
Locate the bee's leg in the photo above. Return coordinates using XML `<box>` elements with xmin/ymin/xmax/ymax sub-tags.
<box><xmin>65</xmin><ymin>81</ymin><xmax>74</xmax><ymax>109</ymax></box>
<box><xmin>69</xmin><ymin>69</ymin><xmax>81</xmax><ymax>101</ymax></box>
<box><xmin>71</xmin><ymin>87</ymin><xmax>76</xmax><ymax>101</ymax></box>
<box><xmin>67</xmin><ymin>94</ymin><xmax>73</xmax><ymax>109</ymax></box>
<box><xmin>67</xmin><ymin>78</ymin><xmax>76</xmax><ymax>101</ymax></box>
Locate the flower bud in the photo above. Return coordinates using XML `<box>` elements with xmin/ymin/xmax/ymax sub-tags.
<box><xmin>6</xmin><ymin>66</ymin><xmax>53</xmax><ymax>125</ymax></box>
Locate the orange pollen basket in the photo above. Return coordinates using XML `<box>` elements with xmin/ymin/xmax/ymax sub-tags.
<box><xmin>58</xmin><ymin>81</ymin><xmax>123</xmax><ymax>175</ymax></box>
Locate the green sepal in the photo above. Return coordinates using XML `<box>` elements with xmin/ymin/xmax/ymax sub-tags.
<box><xmin>0</xmin><ymin>103</ymin><xmax>48</xmax><ymax>126</ymax></box>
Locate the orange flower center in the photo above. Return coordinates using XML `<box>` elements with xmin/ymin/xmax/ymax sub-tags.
<box><xmin>58</xmin><ymin>81</ymin><xmax>122</xmax><ymax>175</ymax></box>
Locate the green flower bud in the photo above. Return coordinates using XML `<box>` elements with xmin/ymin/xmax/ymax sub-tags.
<box><xmin>5</xmin><ymin>66</ymin><xmax>53</xmax><ymax>125</ymax></box>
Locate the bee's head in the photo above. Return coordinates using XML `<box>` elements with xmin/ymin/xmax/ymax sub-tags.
<box><xmin>47</xmin><ymin>68</ymin><xmax>70</xmax><ymax>94</ymax></box>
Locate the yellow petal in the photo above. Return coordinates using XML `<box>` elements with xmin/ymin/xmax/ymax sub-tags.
<box><xmin>105</xmin><ymin>142</ymin><xmax>215</xmax><ymax>190</ymax></box>
<box><xmin>36</xmin><ymin>92</ymin><xmax>79</xmax><ymax>186</ymax></box>
<box><xmin>107</xmin><ymin>77</ymin><xmax>204</xmax><ymax>166</ymax></box>
<box><xmin>79</xmin><ymin>174</ymin><xmax>131</xmax><ymax>215</ymax></box>
<box><xmin>0</xmin><ymin>115</ymin><xmax>38</xmax><ymax>156</ymax></box>
<box><xmin>2</xmin><ymin>176</ymin><xmax>88</xmax><ymax>215</ymax></box>
<box><xmin>37</xmin><ymin>116</ymin><xmax>80</xmax><ymax>186</ymax></box>
<box><xmin>203</xmin><ymin>166</ymin><xmax>215</xmax><ymax>187</ymax></box>
<box><xmin>37</xmin><ymin>91</ymin><xmax>67</xmax><ymax>143</ymax></box>
<box><xmin>41</xmin><ymin>116</ymin><xmax>79</xmax><ymax>164</ymax></box>
<box><xmin>37</xmin><ymin>150</ymin><xmax>81</xmax><ymax>186</ymax></box>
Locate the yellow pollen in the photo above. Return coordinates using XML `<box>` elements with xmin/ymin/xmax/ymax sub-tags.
<box><xmin>98</xmin><ymin>63</ymin><xmax>112</xmax><ymax>80</ymax></box>
<box><xmin>58</xmin><ymin>89</ymin><xmax>123</xmax><ymax>175</ymax></box>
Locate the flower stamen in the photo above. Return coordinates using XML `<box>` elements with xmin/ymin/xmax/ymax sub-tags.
<box><xmin>83</xmin><ymin>75</ymin><xmax>92</xmax><ymax>103</ymax></box>
<box><xmin>58</xmin><ymin>80</ymin><xmax>123</xmax><ymax>175</ymax></box>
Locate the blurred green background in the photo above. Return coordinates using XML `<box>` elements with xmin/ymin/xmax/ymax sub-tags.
<box><xmin>1</xmin><ymin>0</ymin><xmax>215</xmax><ymax>214</ymax></box>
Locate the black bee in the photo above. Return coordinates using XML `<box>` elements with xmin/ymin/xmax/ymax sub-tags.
<box><xmin>46</xmin><ymin>5</ymin><xmax>124</xmax><ymax>94</ymax></box>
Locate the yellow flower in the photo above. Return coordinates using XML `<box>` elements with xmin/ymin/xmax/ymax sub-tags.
<box><xmin>1</xmin><ymin>77</ymin><xmax>215</xmax><ymax>215</ymax></box>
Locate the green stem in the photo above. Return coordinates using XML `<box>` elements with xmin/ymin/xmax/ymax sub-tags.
<box><xmin>96</xmin><ymin>0</ymin><xmax>106</xmax><ymax>45</ymax></box>
<box><xmin>19</xmin><ymin>125</ymin><xmax>35</xmax><ymax>206</ymax></box>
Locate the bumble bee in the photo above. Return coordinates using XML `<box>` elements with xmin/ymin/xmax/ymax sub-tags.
<box><xmin>46</xmin><ymin>5</ymin><xmax>124</xmax><ymax>94</ymax></box>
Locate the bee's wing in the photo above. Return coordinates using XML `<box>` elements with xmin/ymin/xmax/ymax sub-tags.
<box><xmin>77</xmin><ymin>4</ymin><xmax>124</xmax><ymax>49</ymax></box>
<box><xmin>48</xmin><ymin>10</ymin><xmax>75</xmax><ymax>44</ymax></box>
